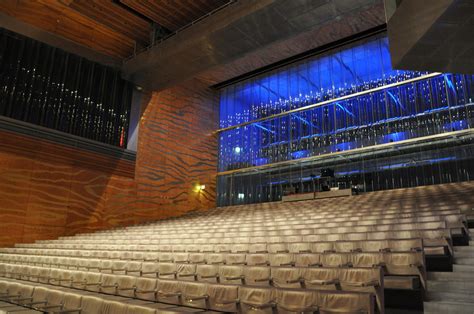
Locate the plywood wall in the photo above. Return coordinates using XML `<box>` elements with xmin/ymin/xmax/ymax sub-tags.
<box><xmin>0</xmin><ymin>78</ymin><xmax>218</xmax><ymax>247</ymax></box>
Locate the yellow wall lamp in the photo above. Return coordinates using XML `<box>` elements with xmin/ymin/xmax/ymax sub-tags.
<box><xmin>195</xmin><ymin>184</ymin><xmax>206</xmax><ymax>192</ymax></box>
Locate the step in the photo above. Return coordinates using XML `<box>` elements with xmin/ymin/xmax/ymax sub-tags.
<box><xmin>453</xmin><ymin>257</ymin><xmax>474</xmax><ymax>265</ymax></box>
<box><xmin>453</xmin><ymin>264</ymin><xmax>474</xmax><ymax>272</ymax></box>
<box><xmin>454</xmin><ymin>245</ymin><xmax>474</xmax><ymax>252</ymax></box>
<box><xmin>426</xmin><ymin>291</ymin><xmax>474</xmax><ymax>303</ymax></box>
<box><xmin>427</xmin><ymin>280</ymin><xmax>474</xmax><ymax>292</ymax></box>
<box><xmin>427</xmin><ymin>271</ymin><xmax>474</xmax><ymax>281</ymax></box>
<box><xmin>424</xmin><ymin>301</ymin><xmax>474</xmax><ymax>314</ymax></box>
<box><xmin>453</xmin><ymin>251</ymin><xmax>474</xmax><ymax>258</ymax></box>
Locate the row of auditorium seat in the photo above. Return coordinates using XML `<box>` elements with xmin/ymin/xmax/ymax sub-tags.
<box><xmin>58</xmin><ymin>211</ymin><xmax>464</xmax><ymax>234</ymax></box>
<box><xmin>3</xmin><ymin>183</ymin><xmax>470</xmax><ymax>312</ymax></box>
<box><xmin>58</xmin><ymin>207</ymin><xmax>463</xmax><ymax>233</ymax></box>
<box><xmin>33</xmin><ymin>229</ymin><xmax>451</xmax><ymax>248</ymax></box>
<box><xmin>5</xmin><ymin>238</ymin><xmax>425</xmax><ymax>254</ymax></box>
<box><xmin>71</xmin><ymin>212</ymin><xmax>463</xmax><ymax>231</ymax></box>
<box><xmin>0</xmin><ymin>274</ymin><xmax>376</xmax><ymax>313</ymax></box>
<box><xmin>1</xmin><ymin>251</ymin><xmax>425</xmax><ymax>275</ymax></box>
<box><xmin>0</xmin><ymin>268</ymin><xmax>383</xmax><ymax>313</ymax></box>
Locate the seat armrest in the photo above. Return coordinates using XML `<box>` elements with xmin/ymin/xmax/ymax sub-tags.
<box><xmin>136</xmin><ymin>289</ymin><xmax>157</xmax><ymax>294</ymax></box>
<box><xmin>158</xmin><ymin>291</ymin><xmax>181</xmax><ymax>297</ymax></box>
<box><xmin>51</xmin><ymin>308</ymin><xmax>82</xmax><ymax>314</ymax></box>
<box><xmin>185</xmin><ymin>295</ymin><xmax>209</xmax><ymax>301</ymax></box>
<box><xmin>343</xmin><ymin>280</ymin><xmax>379</xmax><ymax>287</ymax></box>
<box><xmin>216</xmin><ymin>298</ymin><xmax>240</xmax><ymax>305</ymax></box>
<box><xmin>179</xmin><ymin>273</ymin><xmax>197</xmax><ymax>278</ymax></box>
<box><xmin>242</xmin><ymin>301</ymin><xmax>276</xmax><ymax>309</ymax></box>
<box><xmin>118</xmin><ymin>286</ymin><xmax>137</xmax><ymax>291</ymax></box>
<box><xmin>309</xmin><ymin>263</ymin><xmax>323</xmax><ymax>267</ymax></box>
<box><xmin>309</xmin><ymin>278</ymin><xmax>340</xmax><ymax>285</ymax></box>
<box><xmin>159</xmin><ymin>271</ymin><xmax>177</xmax><ymax>276</ymax></box>
<box><xmin>225</xmin><ymin>275</ymin><xmax>244</xmax><ymax>280</ymax></box>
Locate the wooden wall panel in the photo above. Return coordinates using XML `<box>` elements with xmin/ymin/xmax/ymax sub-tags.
<box><xmin>0</xmin><ymin>129</ymin><xmax>136</xmax><ymax>247</ymax></box>
<box><xmin>133</xmin><ymin>78</ymin><xmax>218</xmax><ymax>222</ymax></box>
<box><xmin>0</xmin><ymin>79</ymin><xmax>219</xmax><ymax>246</ymax></box>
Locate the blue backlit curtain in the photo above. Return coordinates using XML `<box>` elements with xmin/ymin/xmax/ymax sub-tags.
<box><xmin>218</xmin><ymin>34</ymin><xmax>474</xmax><ymax>172</ymax></box>
<box><xmin>0</xmin><ymin>28</ymin><xmax>133</xmax><ymax>147</ymax></box>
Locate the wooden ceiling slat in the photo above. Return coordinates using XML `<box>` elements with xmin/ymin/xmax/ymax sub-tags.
<box><xmin>119</xmin><ymin>0</ymin><xmax>228</xmax><ymax>32</ymax></box>
<box><xmin>65</xmin><ymin>0</ymin><xmax>151</xmax><ymax>45</ymax></box>
<box><xmin>119</xmin><ymin>0</ymin><xmax>183</xmax><ymax>31</ymax></box>
<box><xmin>0</xmin><ymin>0</ymin><xmax>229</xmax><ymax>60</ymax></box>
<box><xmin>0</xmin><ymin>0</ymin><xmax>135</xmax><ymax>59</ymax></box>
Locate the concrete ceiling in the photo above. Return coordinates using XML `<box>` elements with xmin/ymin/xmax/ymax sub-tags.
<box><xmin>387</xmin><ymin>0</ymin><xmax>474</xmax><ymax>74</ymax></box>
<box><xmin>122</xmin><ymin>0</ymin><xmax>386</xmax><ymax>91</ymax></box>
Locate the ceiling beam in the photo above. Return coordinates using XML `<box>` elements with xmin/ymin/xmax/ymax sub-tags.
<box><xmin>122</xmin><ymin>0</ymin><xmax>386</xmax><ymax>91</ymax></box>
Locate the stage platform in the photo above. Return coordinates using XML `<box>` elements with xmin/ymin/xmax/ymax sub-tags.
<box><xmin>282</xmin><ymin>188</ymin><xmax>352</xmax><ymax>202</ymax></box>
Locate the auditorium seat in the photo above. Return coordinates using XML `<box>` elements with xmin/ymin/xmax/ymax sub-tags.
<box><xmin>2</xmin><ymin>184</ymin><xmax>471</xmax><ymax>313</ymax></box>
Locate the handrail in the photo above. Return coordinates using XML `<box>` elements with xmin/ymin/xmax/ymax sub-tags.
<box><xmin>123</xmin><ymin>0</ymin><xmax>237</xmax><ymax>62</ymax></box>
<box><xmin>216</xmin><ymin>72</ymin><xmax>442</xmax><ymax>133</ymax></box>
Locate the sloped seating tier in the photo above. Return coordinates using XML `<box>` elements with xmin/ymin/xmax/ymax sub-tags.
<box><xmin>0</xmin><ymin>275</ymin><xmax>376</xmax><ymax>313</ymax></box>
<box><xmin>0</xmin><ymin>250</ymin><xmax>424</xmax><ymax>282</ymax></box>
<box><xmin>3</xmin><ymin>238</ymin><xmax>425</xmax><ymax>255</ymax></box>
<box><xmin>2</xmin><ymin>183</ymin><xmax>473</xmax><ymax>313</ymax></box>
<box><xmin>55</xmin><ymin>209</ymin><xmax>464</xmax><ymax>236</ymax></box>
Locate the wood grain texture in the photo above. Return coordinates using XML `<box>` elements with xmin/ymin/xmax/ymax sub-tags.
<box><xmin>0</xmin><ymin>79</ymin><xmax>219</xmax><ymax>246</ymax></box>
<box><xmin>119</xmin><ymin>0</ymin><xmax>229</xmax><ymax>31</ymax></box>
<box><xmin>0</xmin><ymin>0</ymin><xmax>136</xmax><ymax>58</ymax></box>
<box><xmin>111</xmin><ymin>78</ymin><xmax>219</xmax><ymax>225</ymax></box>
<box><xmin>0</xmin><ymin>129</ymin><xmax>136</xmax><ymax>247</ymax></box>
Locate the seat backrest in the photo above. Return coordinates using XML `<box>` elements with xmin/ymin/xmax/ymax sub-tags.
<box><xmin>117</xmin><ymin>275</ymin><xmax>137</xmax><ymax>297</ymax></box>
<box><xmin>156</xmin><ymin>279</ymin><xmax>181</xmax><ymax>304</ymax></box>
<box><xmin>218</xmin><ymin>265</ymin><xmax>243</xmax><ymax>284</ymax></box>
<box><xmin>45</xmin><ymin>289</ymin><xmax>64</xmax><ymax>306</ymax></box>
<box><xmin>135</xmin><ymin>277</ymin><xmax>158</xmax><ymax>301</ymax></box>
<box><xmin>101</xmin><ymin>274</ymin><xmax>118</xmax><ymax>294</ymax></box>
<box><xmin>302</xmin><ymin>267</ymin><xmax>340</xmax><ymax>290</ymax></box>
<box><xmin>271</xmin><ymin>267</ymin><xmax>304</xmax><ymax>289</ymax></box>
<box><xmin>158</xmin><ymin>263</ymin><xmax>177</xmax><ymax>279</ymax></box>
<box><xmin>179</xmin><ymin>281</ymin><xmax>208</xmax><ymax>309</ymax></box>
<box><xmin>239</xmin><ymin>286</ymin><xmax>276</xmax><ymax>314</ymax></box>
<box><xmin>196</xmin><ymin>264</ymin><xmax>219</xmax><ymax>283</ymax></box>
<box><xmin>207</xmin><ymin>284</ymin><xmax>239</xmax><ymax>312</ymax></box>
<box><xmin>207</xmin><ymin>253</ymin><xmax>225</xmax><ymax>265</ymax></box>
<box><xmin>126</xmin><ymin>304</ymin><xmax>157</xmax><ymax>314</ymax></box>
<box><xmin>102</xmin><ymin>300</ymin><xmax>128</xmax><ymax>314</ymax></box>
<box><xmin>269</xmin><ymin>253</ymin><xmax>295</xmax><ymax>267</ymax></box>
<box><xmin>176</xmin><ymin>263</ymin><xmax>197</xmax><ymax>281</ymax></box>
<box><xmin>275</xmin><ymin>289</ymin><xmax>317</xmax><ymax>313</ymax></box>
<box><xmin>317</xmin><ymin>290</ymin><xmax>374</xmax><ymax>314</ymax></box>
<box><xmin>294</xmin><ymin>253</ymin><xmax>318</xmax><ymax>268</ymax></box>
<box><xmin>62</xmin><ymin>292</ymin><xmax>82</xmax><ymax>310</ymax></box>
<box><xmin>84</xmin><ymin>272</ymin><xmax>102</xmax><ymax>292</ymax></box>
<box><xmin>226</xmin><ymin>253</ymin><xmax>246</xmax><ymax>265</ymax></box>
<box><xmin>80</xmin><ymin>295</ymin><xmax>105</xmax><ymax>314</ymax></box>
<box><xmin>31</xmin><ymin>286</ymin><xmax>49</xmax><ymax>303</ymax></box>
<box><xmin>246</xmin><ymin>254</ymin><xmax>269</xmax><ymax>266</ymax></box>
<box><xmin>243</xmin><ymin>266</ymin><xmax>271</xmax><ymax>286</ymax></box>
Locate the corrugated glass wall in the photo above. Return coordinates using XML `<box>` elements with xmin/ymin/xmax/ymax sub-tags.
<box><xmin>217</xmin><ymin>33</ymin><xmax>474</xmax><ymax>206</ymax></box>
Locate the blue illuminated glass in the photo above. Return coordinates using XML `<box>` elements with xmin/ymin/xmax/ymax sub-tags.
<box><xmin>218</xmin><ymin>35</ymin><xmax>474</xmax><ymax>172</ymax></box>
